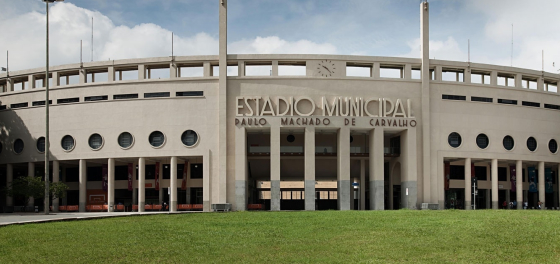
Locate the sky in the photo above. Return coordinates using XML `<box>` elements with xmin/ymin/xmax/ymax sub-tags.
<box><xmin>1</xmin><ymin>0</ymin><xmax>559</xmax><ymax>74</ymax></box>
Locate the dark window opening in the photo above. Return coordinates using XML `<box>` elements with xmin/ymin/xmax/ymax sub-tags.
<box><xmin>498</xmin><ymin>167</ymin><xmax>507</xmax><ymax>181</ymax></box>
<box><xmin>85</xmin><ymin>95</ymin><xmax>108</xmax><ymax>102</ymax></box>
<box><xmin>450</xmin><ymin>165</ymin><xmax>465</xmax><ymax>180</ymax></box>
<box><xmin>177</xmin><ymin>91</ymin><xmax>203</xmax><ymax>97</ymax></box>
<box><xmin>544</xmin><ymin>104</ymin><xmax>560</xmax><ymax>110</ymax></box>
<box><xmin>144</xmin><ymin>92</ymin><xmax>170</xmax><ymax>98</ymax></box>
<box><xmin>32</xmin><ymin>100</ymin><xmax>52</xmax><ymax>106</ymax></box>
<box><xmin>471</xmin><ymin>96</ymin><xmax>493</xmax><ymax>103</ymax></box>
<box><xmin>442</xmin><ymin>94</ymin><xmax>466</xmax><ymax>101</ymax></box>
<box><xmin>57</xmin><ymin>97</ymin><xmax>79</xmax><ymax>104</ymax></box>
<box><xmin>11</xmin><ymin>102</ymin><xmax>28</xmax><ymax>109</ymax></box>
<box><xmin>521</xmin><ymin>101</ymin><xmax>540</xmax><ymax>107</ymax></box>
<box><xmin>114</xmin><ymin>93</ymin><xmax>138</xmax><ymax>100</ymax></box>
<box><xmin>498</xmin><ymin>99</ymin><xmax>517</xmax><ymax>105</ymax></box>
<box><xmin>191</xmin><ymin>163</ymin><xmax>203</xmax><ymax>179</ymax></box>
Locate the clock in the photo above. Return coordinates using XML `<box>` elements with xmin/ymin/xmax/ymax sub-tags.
<box><xmin>317</xmin><ymin>60</ymin><xmax>336</xmax><ymax>77</ymax></box>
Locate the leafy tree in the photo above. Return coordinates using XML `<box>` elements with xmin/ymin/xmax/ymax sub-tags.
<box><xmin>3</xmin><ymin>176</ymin><xmax>68</xmax><ymax>210</ymax></box>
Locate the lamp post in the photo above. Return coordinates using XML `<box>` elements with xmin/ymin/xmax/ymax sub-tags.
<box><xmin>43</xmin><ymin>0</ymin><xmax>64</xmax><ymax>215</ymax></box>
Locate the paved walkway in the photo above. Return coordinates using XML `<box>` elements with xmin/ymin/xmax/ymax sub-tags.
<box><xmin>0</xmin><ymin>211</ymin><xmax>196</xmax><ymax>227</ymax></box>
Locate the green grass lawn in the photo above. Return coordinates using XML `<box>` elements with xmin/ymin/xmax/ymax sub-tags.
<box><xmin>1</xmin><ymin>210</ymin><xmax>559</xmax><ymax>263</ymax></box>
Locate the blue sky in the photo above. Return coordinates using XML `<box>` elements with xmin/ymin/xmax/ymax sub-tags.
<box><xmin>1</xmin><ymin>0</ymin><xmax>559</xmax><ymax>73</ymax></box>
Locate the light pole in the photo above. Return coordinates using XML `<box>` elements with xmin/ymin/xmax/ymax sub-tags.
<box><xmin>43</xmin><ymin>0</ymin><xmax>64</xmax><ymax>215</ymax></box>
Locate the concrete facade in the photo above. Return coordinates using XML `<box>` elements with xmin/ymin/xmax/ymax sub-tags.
<box><xmin>0</xmin><ymin>1</ymin><xmax>559</xmax><ymax>212</ymax></box>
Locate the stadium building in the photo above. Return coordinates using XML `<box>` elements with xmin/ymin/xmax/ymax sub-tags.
<box><xmin>0</xmin><ymin>1</ymin><xmax>559</xmax><ymax>213</ymax></box>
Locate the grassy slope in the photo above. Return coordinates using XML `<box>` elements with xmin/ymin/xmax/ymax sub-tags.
<box><xmin>0</xmin><ymin>210</ymin><xmax>559</xmax><ymax>263</ymax></box>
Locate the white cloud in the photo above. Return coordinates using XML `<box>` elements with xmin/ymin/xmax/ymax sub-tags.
<box><xmin>400</xmin><ymin>36</ymin><xmax>467</xmax><ymax>62</ymax></box>
<box><xmin>229</xmin><ymin>36</ymin><xmax>336</xmax><ymax>55</ymax></box>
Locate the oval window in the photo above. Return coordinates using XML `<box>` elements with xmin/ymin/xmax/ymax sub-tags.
<box><xmin>37</xmin><ymin>137</ymin><xmax>46</xmax><ymax>153</ymax></box>
<box><xmin>549</xmin><ymin>139</ymin><xmax>558</xmax><ymax>154</ymax></box>
<box><xmin>89</xmin><ymin>133</ymin><xmax>103</xmax><ymax>150</ymax></box>
<box><xmin>503</xmin><ymin>136</ymin><xmax>514</xmax><ymax>151</ymax></box>
<box><xmin>61</xmin><ymin>135</ymin><xmax>75</xmax><ymax>151</ymax></box>
<box><xmin>526</xmin><ymin>137</ymin><xmax>537</xmax><ymax>152</ymax></box>
<box><xmin>181</xmin><ymin>130</ymin><xmax>199</xmax><ymax>147</ymax></box>
<box><xmin>149</xmin><ymin>131</ymin><xmax>165</xmax><ymax>147</ymax></box>
<box><xmin>448</xmin><ymin>132</ymin><xmax>462</xmax><ymax>148</ymax></box>
<box><xmin>476</xmin><ymin>134</ymin><xmax>489</xmax><ymax>149</ymax></box>
<box><xmin>14</xmin><ymin>139</ymin><xmax>24</xmax><ymax>154</ymax></box>
<box><xmin>118</xmin><ymin>132</ymin><xmax>134</xmax><ymax>149</ymax></box>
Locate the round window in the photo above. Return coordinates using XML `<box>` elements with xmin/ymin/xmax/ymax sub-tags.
<box><xmin>549</xmin><ymin>139</ymin><xmax>558</xmax><ymax>154</ymax></box>
<box><xmin>88</xmin><ymin>133</ymin><xmax>103</xmax><ymax>150</ymax></box>
<box><xmin>503</xmin><ymin>136</ymin><xmax>514</xmax><ymax>151</ymax></box>
<box><xmin>61</xmin><ymin>135</ymin><xmax>75</xmax><ymax>151</ymax></box>
<box><xmin>181</xmin><ymin>130</ymin><xmax>199</xmax><ymax>147</ymax></box>
<box><xmin>526</xmin><ymin>137</ymin><xmax>537</xmax><ymax>152</ymax></box>
<box><xmin>448</xmin><ymin>132</ymin><xmax>462</xmax><ymax>148</ymax></box>
<box><xmin>37</xmin><ymin>137</ymin><xmax>46</xmax><ymax>153</ymax></box>
<box><xmin>14</xmin><ymin>139</ymin><xmax>24</xmax><ymax>154</ymax></box>
<box><xmin>149</xmin><ymin>131</ymin><xmax>165</xmax><ymax>147</ymax></box>
<box><xmin>118</xmin><ymin>132</ymin><xmax>134</xmax><ymax>149</ymax></box>
<box><xmin>287</xmin><ymin>135</ymin><xmax>295</xmax><ymax>143</ymax></box>
<box><xmin>476</xmin><ymin>134</ymin><xmax>489</xmax><ymax>149</ymax></box>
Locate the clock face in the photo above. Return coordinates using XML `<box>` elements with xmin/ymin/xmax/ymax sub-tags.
<box><xmin>317</xmin><ymin>60</ymin><xmax>336</xmax><ymax>77</ymax></box>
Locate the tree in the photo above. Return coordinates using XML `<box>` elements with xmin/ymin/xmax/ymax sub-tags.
<box><xmin>3</xmin><ymin>176</ymin><xmax>68</xmax><ymax>211</ymax></box>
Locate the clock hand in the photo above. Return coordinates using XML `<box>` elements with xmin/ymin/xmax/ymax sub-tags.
<box><xmin>322</xmin><ymin>65</ymin><xmax>332</xmax><ymax>74</ymax></box>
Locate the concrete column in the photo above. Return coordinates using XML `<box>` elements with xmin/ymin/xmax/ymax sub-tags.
<box><xmin>538</xmin><ymin>161</ymin><xmax>545</xmax><ymax>208</ymax></box>
<box><xmin>490</xmin><ymin>71</ymin><xmax>498</xmax><ymax>86</ymax></box>
<box><xmin>304</xmin><ymin>126</ymin><xmax>316</xmax><ymax>211</ymax></box>
<box><xmin>403</xmin><ymin>64</ymin><xmax>412</xmax><ymax>80</ymax></box>
<box><xmin>203</xmin><ymin>149</ymin><xmax>211</xmax><ymax>212</ymax></box>
<box><xmin>464</xmin><ymin>68</ymin><xmax>471</xmax><ymax>83</ymax></box>
<box><xmin>107</xmin><ymin>158</ymin><xmax>115</xmax><ymax>212</ymax></box>
<box><xmin>370</xmin><ymin>128</ymin><xmax>384</xmax><ymax>210</ymax></box>
<box><xmin>6</xmin><ymin>164</ymin><xmax>13</xmax><ymax>207</ymax></box>
<box><xmin>108</xmin><ymin>66</ymin><xmax>115</xmax><ymax>82</ymax></box>
<box><xmin>337</xmin><ymin>127</ymin><xmax>351</xmax><ymax>211</ymax></box>
<box><xmin>420</xmin><ymin>1</ymin><xmax>432</xmax><ymax>205</ymax></box>
<box><xmin>79</xmin><ymin>69</ymin><xmax>86</xmax><ymax>84</ymax></box>
<box><xmin>464</xmin><ymin>158</ymin><xmax>471</xmax><ymax>210</ymax></box>
<box><xmin>401</xmin><ymin>129</ymin><xmax>417</xmax><ymax>209</ymax></box>
<box><xmin>170</xmin><ymin>63</ymin><xmax>178</xmax><ymax>79</ymax></box>
<box><xmin>79</xmin><ymin>159</ymin><xmax>86</xmax><ymax>212</ymax></box>
<box><xmin>217</xmin><ymin>0</ymin><xmax>228</xmax><ymax>204</ymax></box>
<box><xmin>186</xmin><ymin>161</ymin><xmax>191</xmax><ymax>204</ymax></box>
<box><xmin>434</xmin><ymin>65</ymin><xmax>442</xmax><ymax>81</ymax></box>
<box><xmin>372</xmin><ymin>63</ymin><xmax>380</xmax><ymax>78</ymax></box>
<box><xmin>132</xmin><ymin>161</ymin><xmax>138</xmax><ymax>207</ymax></box>
<box><xmin>7</xmin><ymin>78</ymin><xmax>13</xmax><ymax>91</ymax></box>
<box><xmin>360</xmin><ymin>159</ymin><xmax>366</xmax><ymax>210</ymax></box>
<box><xmin>170</xmin><ymin>157</ymin><xmax>177</xmax><ymax>212</ymax></box>
<box><xmin>28</xmin><ymin>75</ymin><xmax>35</xmax><ymax>89</ymax></box>
<box><xmin>138</xmin><ymin>157</ymin><xmax>145</xmax><ymax>212</ymax></box>
<box><xmin>237</xmin><ymin>61</ymin><xmax>245</xmax><ymax>77</ymax></box>
<box><xmin>270</xmin><ymin>125</ymin><xmax>281</xmax><ymax>211</ymax></box>
<box><xmin>28</xmin><ymin>162</ymin><xmax>35</xmax><ymax>209</ymax></box>
<box><xmin>203</xmin><ymin>62</ymin><xmax>212</xmax><ymax>77</ymax></box>
<box><xmin>516</xmin><ymin>161</ymin><xmax>523</xmax><ymax>209</ymax></box>
<box><xmin>51</xmin><ymin>72</ymin><xmax>59</xmax><ymax>87</ymax></box>
<box><xmin>491</xmin><ymin>159</ymin><xmax>498</xmax><ymax>209</ymax></box>
<box><xmin>159</xmin><ymin>163</ymin><xmax>164</xmax><ymax>204</ymax></box>
<box><xmin>537</xmin><ymin>77</ymin><xmax>544</xmax><ymax>91</ymax></box>
<box><xmin>52</xmin><ymin>160</ymin><xmax>59</xmax><ymax>212</ymax></box>
<box><xmin>272</xmin><ymin>61</ymin><xmax>279</xmax><ymax>76</ymax></box>
<box><xmin>235</xmin><ymin>126</ymin><xmax>247</xmax><ymax>211</ymax></box>
<box><xmin>138</xmin><ymin>65</ymin><xmax>145</xmax><ymax>80</ymax></box>
<box><xmin>515</xmin><ymin>73</ymin><xmax>522</xmax><ymax>88</ymax></box>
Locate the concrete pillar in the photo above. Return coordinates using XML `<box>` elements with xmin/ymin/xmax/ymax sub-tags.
<box><xmin>6</xmin><ymin>164</ymin><xmax>13</xmax><ymax>207</ymax></box>
<box><xmin>537</xmin><ymin>77</ymin><xmax>544</xmax><ymax>92</ymax></box>
<box><xmin>420</xmin><ymin>1</ymin><xmax>432</xmax><ymax>205</ymax></box>
<box><xmin>28</xmin><ymin>162</ymin><xmax>34</xmax><ymax>209</ymax></box>
<box><xmin>305</xmin><ymin>127</ymin><xmax>315</xmax><ymax>211</ymax></box>
<box><xmin>490</xmin><ymin>71</ymin><xmax>498</xmax><ymax>86</ymax></box>
<box><xmin>337</xmin><ymin>127</ymin><xmax>351</xmax><ymax>211</ymax></box>
<box><xmin>403</xmin><ymin>64</ymin><xmax>412</xmax><ymax>80</ymax></box>
<box><xmin>369</xmin><ymin>128</ymin><xmax>384</xmax><ymax>210</ymax></box>
<box><xmin>486</xmin><ymin>189</ymin><xmax>491</xmax><ymax>209</ymax></box>
<box><xmin>186</xmin><ymin>161</ymin><xmax>191</xmax><ymax>204</ymax></box>
<box><xmin>107</xmin><ymin>158</ymin><xmax>115</xmax><ymax>212</ymax></box>
<box><xmin>538</xmin><ymin>161</ymin><xmax>545</xmax><ymax>209</ymax></box>
<box><xmin>434</xmin><ymin>65</ymin><xmax>442</xmax><ymax>81</ymax></box>
<box><xmin>170</xmin><ymin>157</ymin><xmax>177</xmax><ymax>212</ymax></box>
<box><xmin>516</xmin><ymin>161</ymin><xmax>523</xmax><ymax>209</ymax></box>
<box><xmin>464</xmin><ymin>68</ymin><xmax>471</xmax><ymax>83</ymax></box>
<box><xmin>138</xmin><ymin>65</ymin><xmax>145</xmax><ymax>80</ymax></box>
<box><xmin>132</xmin><ymin>161</ymin><xmax>138</xmax><ymax>207</ymax></box>
<box><xmin>79</xmin><ymin>159</ymin><xmax>86</xmax><ymax>212</ymax></box>
<box><xmin>235</xmin><ymin>126</ymin><xmax>247</xmax><ymax>211</ymax></box>
<box><xmin>360</xmin><ymin>159</ymin><xmax>366</xmax><ymax>210</ymax></box>
<box><xmin>401</xmin><ymin>129</ymin><xmax>417</xmax><ymax>209</ymax></box>
<box><xmin>203</xmin><ymin>149</ymin><xmax>211</xmax><ymax>212</ymax></box>
<box><xmin>108</xmin><ymin>66</ymin><xmax>115</xmax><ymax>82</ymax></box>
<box><xmin>464</xmin><ymin>158</ymin><xmax>471</xmax><ymax>210</ymax></box>
<box><xmin>158</xmin><ymin>163</ymin><xmax>164</xmax><ymax>204</ymax></box>
<box><xmin>52</xmin><ymin>160</ymin><xmax>59</xmax><ymax>212</ymax></box>
<box><xmin>138</xmin><ymin>157</ymin><xmax>145</xmax><ymax>212</ymax></box>
<box><xmin>216</xmin><ymin>0</ymin><xmax>228</xmax><ymax>205</ymax></box>
<box><xmin>170</xmin><ymin>63</ymin><xmax>178</xmax><ymax>79</ymax></box>
<box><xmin>7</xmin><ymin>78</ymin><xmax>13</xmax><ymax>91</ymax></box>
<box><xmin>270</xmin><ymin>125</ymin><xmax>281</xmax><ymax>211</ymax></box>
<box><xmin>28</xmin><ymin>75</ymin><xmax>35</xmax><ymax>89</ymax></box>
<box><xmin>79</xmin><ymin>69</ymin><xmax>86</xmax><ymax>84</ymax></box>
<box><xmin>237</xmin><ymin>61</ymin><xmax>245</xmax><ymax>77</ymax></box>
<box><xmin>52</xmin><ymin>72</ymin><xmax>59</xmax><ymax>87</ymax></box>
<box><xmin>372</xmin><ymin>63</ymin><xmax>380</xmax><ymax>78</ymax></box>
<box><xmin>272</xmin><ymin>61</ymin><xmax>279</xmax><ymax>76</ymax></box>
<box><xmin>203</xmin><ymin>62</ymin><xmax>212</xmax><ymax>77</ymax></box>
<box><xmin>515</xmin><ymin>73</ymin><xmax>522</xmax><ymax>88</ymax></box>
<box><xmin>491</xmin><ymin>159</ymin><xmax>498</xmax><ymax>209</ymax></box>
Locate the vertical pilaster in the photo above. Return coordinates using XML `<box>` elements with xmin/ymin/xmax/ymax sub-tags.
<box><xmin>28</xmin><ymin>75</ymin><xmax>35</xmax><ymax>89</ymax></box>
<box><xmin>52</xmin><ymin>71</ymin><xmax>59</xmax><ymax>87</ymax></box>
<box><xmin>138</xmin><ymin>157</ymin><xmax>145</xmax><ymax>212</ymax></box>
<box><xmin>170</xmin><ymin>157</ymin><xmax>177</xmax><ymax>212</ymax></box>
<box><xmin>538</xmin><ymin>161</ymin><xmax>545</xmax><ymax>208</ymax></box>
<box><xmin>186</xmin><ymin>161</ymin><xmax>191</xmax><ymax>204</ymax></box>
<box><xmin>516</xmin><ymin>161</ymin><xmax>523</xmax><ymax>209</ymax></box>
<box><xmin>28</xmin><ymin>162</ymin><xmax>35</xmax><ymax>209</ymax></box>
<box><xmin>491</xmin><ymin>159</ymin><xmax>498</xmax><ymax>209</ymax></box>
<box><xmin>7</xmin><ymin>78</ymin><xmax>13</xmax><ymax>91</ymax></box>
<box><xmin>372</xmin><ymin>63</ymin><xmax>380</xmax><ymax>78</ymax></box>
<box><xmin>403</xmin><ymin>64</ymin><xmax>412</xmax><ymax>80</ymax></box>
<box><xmin>6</xmin><ymin>164</ymin><xmax>13</xmax><ymax>207</ymax></box>
<box><xmin>464</xmin><ymin>68</ymin><xmax>471</xmax><ymax>83</ymax></box>
<box><xmin>464</xmin><ymin>158</ymin><xmax>471</xmax><ymax>210</ymax></box>
<box><xmin>537</xmin><ymin>77</ymin><xmax>544</xmax><ymax>91</ymax></box>
<box><xmin>52</xmin><ymin>160</ymin><xmax>59</xmax><ymax>212</ymax></box>
<box><xmin>79</xmin><ymin>69</ymin><xmax>86</xmax><ymax>84</ymax></box>
<box><xmin>79</xmin><ymin>159</ymin><xmax>86</xmax><ymax>212</ymax></box>
<box><xmin>272</xmin><ymin>61</ymin><xmax>279</xmax><ymax>76</ymax></box>
<box><xmin>203</xmin><ymin>149</ymin><xmax>211</xmax><ymax>212</ymax></box>
<box><xmin>434</xmin><ymin>65</ymin><xmax>442</xmax><ymax>81</ymax></box>
<box><xmin>159</xmin><ymin>163</ymin><xmax>164</xmax><ymax>205</ymax></box>
<box><xmin>237</xmin><ymin>61</ymin><xmax>245</xmax><ymax>77</ymax></box>
<box><xmin>235</xmin><ymin>126</ymin><xmax>247</xmax><ymax>211</ymax></box>
<box><xmin>490</xmin><ymin>71</ymin><xmax>498</xmax><ymax>86</ymax></box>
<box><xmin>305</xmin><ymin>126</ymin><xmax>316</xmax><ymax>211</ymax></box>
<box><xmin>270</xmin><ymin>126</ymin><xmax>281</xmax><ymax>211</ymax></box>
<box><xmin>401</xmin><ymin>129</ymin><xmax>417</xmax><ymax>209</ymax></box>
<box><xmin>369</xmin><ymin>128</ymin><xmax>384</xmax><ymax>210</ymax></box>
<box><xmin>138</xmin><ymin>65</ymin><xmax>145</xmax><ymax>80</ymax></box>
<box><xmin>108</xmin><ymin>66</ymin><xmax>114</xmax><ymax>82</ymax></box>
<box><xmin>337</xmin><ymin>127</ymin><xmax>350</xmax><ymax>210</ymax></box>
<box><xmin>420</xmin><ymin>1</ymin><xmax>432</xmax><ymax>205</ymax></box>
<box><xmin>203</xmin><ymin>62</ymin><xmax>212</xmax><ymax>77</ymax></box>
<box><xmin>107</xmin><ymin>158</ymin><xmax>115</xmax><ymax>212</ymax></box>
<box><xmin>515</xmin><ymin>73</ymin><xmax>522</xmax><ymax>88</ymax></box>
<box><xmin>170</xmin><ymin>63</ymin><xmax>178</xmax><ymax>79</ymax></box>
<box><xmin>360</xmin><ymin>159</ymin><xmax>366</xmax><ymax>210</ymax></box>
